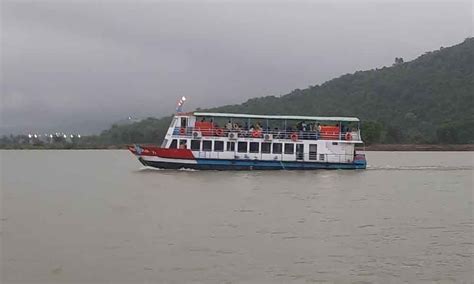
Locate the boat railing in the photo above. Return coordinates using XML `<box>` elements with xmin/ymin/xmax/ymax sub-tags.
<box><xmin>306</xmin><ymin>153</ymin><xmax>355</xmax><ymax>163</ymax></box>
<box><xmin>172</xmin><ymin>127</ymin><xmax>361</xmax><ymax>141</ymax></box>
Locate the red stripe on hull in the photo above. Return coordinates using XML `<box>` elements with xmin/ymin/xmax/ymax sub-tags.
<box><xmin>128</xmin><ymin>145</ymin><xmax>195</xmax><ymax>159</ymax></box>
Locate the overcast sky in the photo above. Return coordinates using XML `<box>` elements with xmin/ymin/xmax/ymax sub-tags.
<box><xmin>1</xmin><ymin>0</ymin><xmax>472</xmax><ymax>134</ymax></box>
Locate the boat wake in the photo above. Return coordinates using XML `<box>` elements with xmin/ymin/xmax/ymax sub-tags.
<box><xmin>138</xmin><ymin>166</ymin><xmax>164</xmax><ymax>172</ymax></box>
<box><xmin>178</xmin><ymin>168</ymin><xmax>199</xmax><ymax>172</ymax></box>
<box><xmin>137</xmin><ymin>166</ymin><xmax>199</xmax><ymax>172</ymax></box>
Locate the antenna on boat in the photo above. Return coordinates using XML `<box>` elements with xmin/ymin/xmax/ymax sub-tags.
<box><xmin>176</xmin><ymin>96</ymin><xmax>186</xmax><ymax>113</ymax></box>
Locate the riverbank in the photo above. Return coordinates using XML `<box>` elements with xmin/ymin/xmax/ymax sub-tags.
<box><xmin>359</xmin><ymin>144</ymin><xmax>474</xmax><ymax>151</ymax></box>
<box><xmin>0</xmin><ymin>144</ymin><xmax>126</xmax><ymax>150</ymax></box>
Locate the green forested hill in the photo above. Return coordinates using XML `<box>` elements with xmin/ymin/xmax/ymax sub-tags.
<box><xmin>99</xmin><ymin>38</ymin><xmax>473</xmax><ymax>145</ymax></box>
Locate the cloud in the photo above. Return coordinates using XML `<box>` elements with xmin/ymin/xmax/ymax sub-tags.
<box><xmin>1</xmin><ymin>0</ymin><xmax>472</xmax><ymax>134</ymax></box>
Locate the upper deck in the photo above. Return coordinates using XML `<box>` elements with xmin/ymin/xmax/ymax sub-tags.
<box><xmin>168</xmin><ymin>112</ymin><xmax>363</xmax><ymax>143</ymax></box>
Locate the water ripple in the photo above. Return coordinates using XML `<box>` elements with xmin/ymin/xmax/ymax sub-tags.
<box><xmin>367</xmin><ymin>165</ymin><xmax>473</xmax><ymax>171</ymax></box>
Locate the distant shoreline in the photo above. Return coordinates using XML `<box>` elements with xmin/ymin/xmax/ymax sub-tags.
<box><xmin>1</xmin><ymin>144</ymin><xmax>473</xmax><ymax>151</ymax></box>
<box><xmin>359</xmin><ymin>144</ymin><xmax>474</xmax><ymax>151</ymax></box>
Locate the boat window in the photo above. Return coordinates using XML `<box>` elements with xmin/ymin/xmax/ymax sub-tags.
<box><xmin>319</xmin><ymin>154</ymin><xmax>325</xmax><ymax>161</ymax></box>
<box><xmin>214</xmin><ymin>141</ymin><xmax>224</xmax><ymax>152</ymax></box>
<box><xmin>202</xmin><ymin>140</ymin><xmax>212</xmax><ymax>151</ymax></box>
<box><xmin>169</xmin><ymin>139</ymin><xmax>178</xmax><ymax>149</ymax></box>
<box><xmin>191</xmin><ymin>140</ymin><xmax>200</xmax><ymax>151</ymax></box>
<box><xmin>249</xmin><ymin>142</ymin><xmax>259</xmax><ymax>153</ymax></box>
<box><xmin>284</xmin><ymin>143</ymin><xmax>294</xmax><ymax>154</ymax></box>
<box><xmin>226</xmin><ymin>141</ymin><xmax>235</xmax><ymax>151</ymax></box>
<box><xmin>272</xmin><ymin>143</ymin><xmax>282</xmax><ymax>154</ymax></box>
<box><xmin>296</xmin><ymin>144</ymin><xmax>304</xmax><ymax>160</ymax></box>
<box><xmin>261</xmin><ymin>142</ymin><xmax>271</xmax><ymax>154</ymax></box>
<box><xmin>332</xmin><ymin>142</ymin><xmax>338</xmax><ymax>145</ymax></box>
<box><xmin>178</xmin><ymin>139</ymin><xmax>187</xmax><ymax>149</ymax></box>
<box><xmin>309</xmin><ymin>144</ymin><xmax>317</xmax><ymax>160</ymax></box>
<box><xmin>237</xmin><ymin>141</ymin><xmax>248</xmax><ymax>153</ymax></box>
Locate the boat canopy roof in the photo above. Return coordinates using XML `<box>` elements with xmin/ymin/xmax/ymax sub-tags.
<box><xmin>193</xmin><ymin>112</ymin><xmax>360</xmax><ymax>122</ymax></box>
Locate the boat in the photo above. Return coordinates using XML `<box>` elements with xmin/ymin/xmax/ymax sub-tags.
<box><xmin>128</xmin><ymin>111</ymin><xmax>367</xmax><ymax>170</ymax></box>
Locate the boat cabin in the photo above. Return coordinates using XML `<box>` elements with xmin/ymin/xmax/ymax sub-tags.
<box><xmin>161</xmin><ymin>112</ymin><xmax>363</xmax><ymax>164</ymax></box>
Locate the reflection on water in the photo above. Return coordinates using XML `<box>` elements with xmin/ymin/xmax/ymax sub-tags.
<box><xmin>1</xmin><ymin>150</ymin><xmax>473</xmax><ymax>283</ymax></box>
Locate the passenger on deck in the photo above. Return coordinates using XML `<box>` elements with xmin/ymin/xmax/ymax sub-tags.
<box><xmin>200</xmin><ymin>117</ymin><xmax>206</xmax><ymax>122</ymax></box>
<box><xmin>274</xmin><ymin>127</ymin><xmax>281</xmax><ymax>139</ymax></box>
<box><xmin>316</xmin><ymin>123</ymin><xmax>321</xmax><ymax>139</ymax></box>
<box><xmin>179</xmin><ymin>142</ymin><xmax>187</xmax><ymax>149</ymax></box>
<box><xmin>301</xmin><ymin>121</ymin><xmax>308</xmax><ymax>139</ymax></box>
<box><xmin>302</xmin><ymin>121</ymin><xmax>307</xmax><ymax>132</ymax></box>
<box><xmin>213</xmin><ymin>120</ymin><xmax>219</xmax><ymax>128</ymax></box>
<box><xmin>226</xmin><ymin>120</ymin><xmax>233</xmax><ymax>131</ymax></box>
<box><xmin>308</xmin><ymin>123</ymin><xmax>315</xmax><ymax>139</ymax></box>
<box><xmin>296</xmin><ymin>121</ymin><xmax>303</xmax><ymax>131</ymax></box>
<box><xmin>240</xmin><ymin>124</ymin><xmax>249</xmax><ymax>137</ymax></box>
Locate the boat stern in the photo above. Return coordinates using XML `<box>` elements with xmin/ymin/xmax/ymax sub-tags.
<box><xmin>353</xmin><ymin>153</ymin><xmax>367</xmax><ymax>169</ymax></box>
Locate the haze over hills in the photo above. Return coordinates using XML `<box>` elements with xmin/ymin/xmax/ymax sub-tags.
<box><xmin>94</xmin><ymin>38</ymin><xmax>473</xmax><ymax>145</ymax></box>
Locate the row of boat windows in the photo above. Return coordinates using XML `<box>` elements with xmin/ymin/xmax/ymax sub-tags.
<box><xmin>170</xmin><ymin>139</ymin><xmax>305</xmax><ymax>154</ymax></box>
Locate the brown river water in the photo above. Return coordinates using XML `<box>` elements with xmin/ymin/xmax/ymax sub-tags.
<box><xmin>1</xmin><ymin>150</ymin><xmax>473</xmax><ymax>283</ymax></box>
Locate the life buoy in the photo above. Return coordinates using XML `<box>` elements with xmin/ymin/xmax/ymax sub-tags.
<box><xmin>215</xmin><ymin>128</ymin><xmax>224</xmax><ymax>136</ymax></box>
<box><xmin>345</xmin><ymin>132</ymin><xmax>352</xmax><ymax>141</ymax></box>
<box><xmin>179</xmin><ymin>128</ymin><xmax>186</xmax><ymax>135</ymax></box>
<box><xmin>290</xmin><ymin>132</ymin><xmax>298</xmax><ymax>141</ymax></box>
<box><xmin>252</xmin><ymin>130</ymin><xmax>262</xmax><ymax>138</ymax></box>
